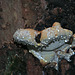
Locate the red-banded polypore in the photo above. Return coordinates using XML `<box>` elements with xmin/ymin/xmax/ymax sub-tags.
<box><xmin>13</xmin><ymin>22</ymin><xmax>75</xmax><ymax>70</ymax></box>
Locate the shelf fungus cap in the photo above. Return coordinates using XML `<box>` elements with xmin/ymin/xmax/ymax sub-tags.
<box><xmin>13</xmin><ymin>22</ymin><xmax>74</xmax><ymax>70</ymax></box>
<box><xmin>13</xmin><ymin>29</ymin><xmax>41</xmax><ymax>47</ymax></box>
<box><xmin>40</xmin><ymin>22</ymin><xmax>73</xmax><ymax>46</ymax></box>
<box><xmin>13</xmin><ymin>22</ymin><xmax>73</xmax><ymax>50</ymax></box>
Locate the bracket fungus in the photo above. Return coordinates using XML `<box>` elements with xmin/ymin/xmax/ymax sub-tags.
<box><xmin>13</xmin><ymin>22</ymin><xmax>75</xmax><ymax>70</ymax></box>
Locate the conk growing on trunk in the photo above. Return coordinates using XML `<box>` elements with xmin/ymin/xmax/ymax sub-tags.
<box><xmin>13</xmin><ymin>22</ymin><xmax>75</xmax><ymax>70</ymax></box>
